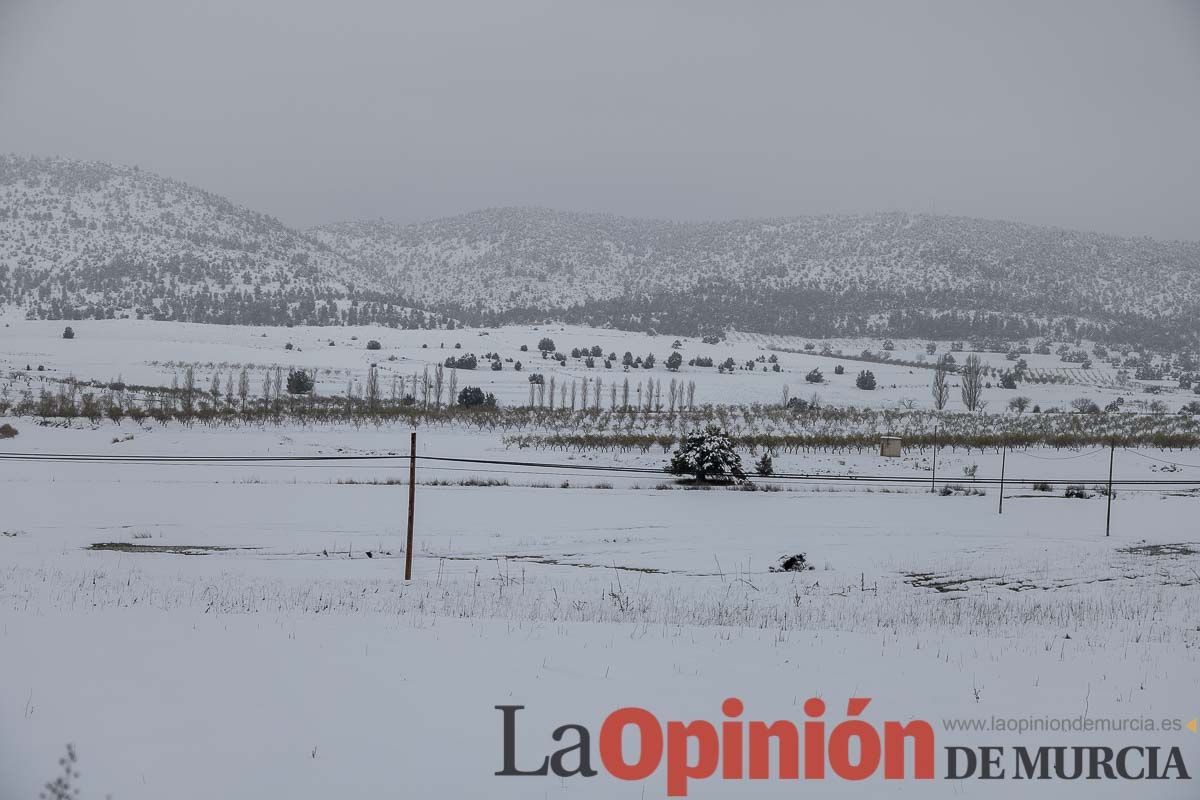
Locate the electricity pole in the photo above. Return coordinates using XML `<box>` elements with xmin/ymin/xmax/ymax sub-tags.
<box><xmin>998</xmin><ymin>443</ymin><xmax>1006</xmax><ymax>515</ymax></box>
<box><xmin>1105</xmin><ymin>441</ymin><xmax>1115</xmax><ymax>537</ymax></box>
<box><xmin>931</xmin><ymin>425</ymin><xmax>939</xmax><ymax>493</ymax></box>
<box><xmin>405</xmin><ymin>431</ymin><xmax>417</xmax><ymax>579</ymax></box>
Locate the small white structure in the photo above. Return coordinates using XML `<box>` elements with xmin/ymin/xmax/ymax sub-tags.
<box><xmin>880</xmin><ymin>436</ymin><xmax>902</xmax><ymax>458</ymax></box>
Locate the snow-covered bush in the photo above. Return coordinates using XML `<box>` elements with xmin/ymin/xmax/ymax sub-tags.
<box><xmin>666</xmin><ymin>425</ymin><xmax>745</xmax><ymax>483</ymax></box>
<box><xmin>457</xmin><ymin>386</ymin><xmax>496</xmax><ymax>408</ymax></box>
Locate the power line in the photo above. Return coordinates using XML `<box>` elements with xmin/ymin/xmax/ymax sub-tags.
<box><xmin>1120</xmin><ymin>449</ymin><xmax>1200</xmax><ymax>469</ymax></box>
<box><xmin>0</xmin><ymin>451</ymin><xmax>409</xmax><ymax>463</ymax></box>
<box><xmin>1013</xmin><ymin>448</ymin><xmax>1105</xmax><ymax>461</ymax></box>
<box><xmin>4</xmin><ymin>449</ymin><xmax>1200</xmax><ymax>487</ymax></box>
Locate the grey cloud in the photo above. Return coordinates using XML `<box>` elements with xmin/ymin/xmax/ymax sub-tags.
<box><xmin>1</xmin><ymin>0</ymin><xmax>1197</xmax><ymax>239</ymax></box>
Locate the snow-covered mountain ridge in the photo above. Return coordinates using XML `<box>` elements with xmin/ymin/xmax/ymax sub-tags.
<box><xmin>0</xmin><ymin>155</ymin><xmax>435</xmax><ymax>327</ymax></box>
<box><xmin>3</xmin><ymin>155</ymin><xmax>1198</xmax><ymax>348</ymax></box>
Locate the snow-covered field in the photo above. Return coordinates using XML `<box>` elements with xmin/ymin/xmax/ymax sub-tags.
<box><xmin>1</xmin><ymin>316</ymin><xmax>1184</xmax><ymax>413</ymax></box>
<box><xmin>2</xmin><ymin>318</ymin><xmax>1198</xmax><ymax>798</ymax></box>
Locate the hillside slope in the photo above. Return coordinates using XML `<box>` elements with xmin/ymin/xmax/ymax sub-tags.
<box><xmin>315</xmin><ymin>208</ymin><xmax>1200</xmax><ymax>348</ymax></box>
<box><xmin>0</xmin><ymin>156</ymin><xmax>438</xmax><ymax>327</ymax></box>
<box><xmin>3</xmin><ymin>156</ymin><xmax>1197</xmax><ymax>348</ymax></box>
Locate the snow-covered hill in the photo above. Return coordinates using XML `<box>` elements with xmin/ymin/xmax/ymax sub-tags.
<box><xmin>4</xmin><ymin>156</ymin><xmax>1199</xmax><ymax>349</ymax></box>
<box><xmin>0</xmin><ymin>156</ymin><xmax>439</xmax><ymax>327</ymax></box>
<box><xmin>315</xmin><ymin>208</ymin><xmax>1200</xmax><ymax>349</ymax></box>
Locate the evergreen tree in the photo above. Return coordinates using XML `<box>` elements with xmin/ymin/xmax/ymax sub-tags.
<box><xmin>754</xmin><ymin>452</ymin><xmax>774</xmax><ymax>477</ymax></box>
<box><xmin>666</xmin><ymin>425</ymin><xmax>746</xmax><ymax>483</ymax></box>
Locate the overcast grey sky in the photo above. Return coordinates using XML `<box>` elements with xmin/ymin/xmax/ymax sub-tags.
<box><xmin>2</xmin><ymin>0</ymin><xmax>1198</xmax><ymax>239</ymax></box>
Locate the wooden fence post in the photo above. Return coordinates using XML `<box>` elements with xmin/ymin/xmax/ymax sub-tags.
<box><xmin>1105</xmin><ymin>442</ymin><xmax>1114</xmax><ymax>537</ymax></box>
<box><xmin>931</xmin><ymin>426</ymin><xmax>938</xmax><ymax>493</ymax></box>
<box><xmin>405</xmin><ymin>430</ymin><xmax>417</xmax><ymax>579</ymax></box>
<box><xmin>998</xmin><ymin>444</ymin><xmax>1006</xmax><ymax>514</ymax></box>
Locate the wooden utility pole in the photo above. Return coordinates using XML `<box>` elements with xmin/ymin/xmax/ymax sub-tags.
<box><xmin>931</xmin><ymin>425</ymin><xmax>938</xmax><ymax>493</ymax></box>
<box><xmin>405</xmin><ymin>431</ymin><xmax>417</xmax><ymax>579</ymax></box>
<box><xmin>1105</xmin><ymin>441</ymin><xmax>1114</xmax><ymax>537</ymax></box>
<box><xmin>998</xmin><ymin>444</ymin><xmax>1006</xmax><ymax>515</ymax></box>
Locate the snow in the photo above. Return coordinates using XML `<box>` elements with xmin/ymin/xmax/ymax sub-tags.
<box><xmin>2</xmin><ymin>319</ymin><xmax>1198</xmax><ymax>798</ymax></box>
<box><xmin>1</xmin><ymin>316</ymin><xmax>1185</xmax><ymax>413</ymax></box>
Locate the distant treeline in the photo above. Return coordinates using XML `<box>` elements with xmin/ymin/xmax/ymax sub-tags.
<box><xmin>430</xmin><ymin>286</ymin><xmax>1197</xmax><ymax>353</ymax></box>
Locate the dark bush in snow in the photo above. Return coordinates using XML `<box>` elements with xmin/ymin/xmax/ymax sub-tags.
<box><xmin>457</xmin><ymin>386</ymin><xmax>496</xmax><ymax>408</ymax></box>
<box><xmin>666</xmin><ymin>425</ymin><xmax>745</xmax><ymax>483</ymax></box>
<box><xmin>286</xmin><ymin>369</ymin><xmax>314</xmax><ymax>394</ymax></box>
<box><xmin>770</xmin><ymin>553</ymin><xmax>813</xmax><ymax>572</ymax></box>
<box><xmin>444</xmin><ymin>353</ymin><xmax>477</xmax><ymax>370</ymax></box>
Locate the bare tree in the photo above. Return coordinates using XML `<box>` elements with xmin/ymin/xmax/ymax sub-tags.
<box><xmin>433</xmin><ymin>363</ymin><xmax>445</xmax><ymax>408</ymax></box>
<box><xmin>447</xmin><ymin>366</ymin><xmax>458</xmax><ymax>405</ymax></box>
<box><xmin>960</xmin><ymin>354</ymin><xmax>984</xmax><ymax>411</ymax></box>
<box><xmin>365</xmin><ymin>366</ymin><xmax>379</xmax><ymax>411</ymax></box>
<box><xmin>932</xmin><ymin>355</ymin><xmax>952</xmax><ymax>410</ymax></box>
<box><xmin>237</xmin><ymin>368</ymin><xmax>249</xmax><ymax>412</ymax></box>
<box><xmin>180</xmin><ymin>366</ymin><xmax>196</xmax><ymax>417</ymax></box>
<box><xmin>258</xmin><ymin>369</ymin><xmax>270</xmax><ymax>406</ymax></box>
<box><xmin>686</xmin><ymin>380</ymin><xmax>696</xmax><ymax>410</ymax></box>
<box><xmin>593</xmin><ymin>378</ymin><xmax>602</xmax><ymax>409</ymax></box>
